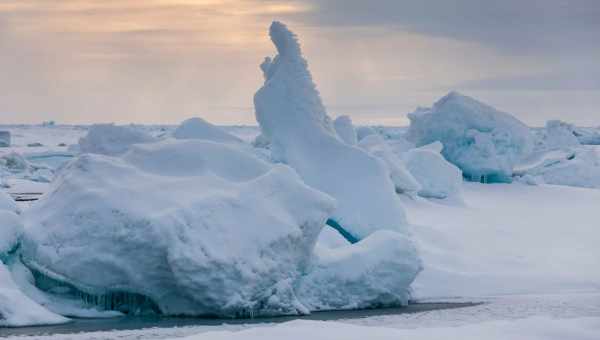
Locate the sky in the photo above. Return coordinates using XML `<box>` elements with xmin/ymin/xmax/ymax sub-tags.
<box><xmin>1</xmin><ymin>0</ymin><xmax>599</xmax><ymax>126</ymax></box>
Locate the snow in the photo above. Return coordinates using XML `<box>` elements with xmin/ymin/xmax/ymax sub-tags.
<box><xmin>167</xmin><ymin>316</ymin><xmax>600</xmax><ymax>340</ymax></box>
<box><xmin>407</xmin><ymin>92</ymin><xmax>534</xmax><ymax>183</ymax></box>
<box><xmin>298</xmin><ymin>230</ymin><xmax>421</xmax><ymax>310</ymax></box>
<box><xmin>254</xmin><ymin>22</ymin><xmax>419</xmax><ymax>252</ymax></box>
<box><xmin>22</xmin><ymin>138</ymin><xmax>335</xmax><ymax>317</ymax></box>
<box><xmin>403</xmin><ymin>182</ymin><xmax>600</xmax><ymax>298</ymax></box>
<box><xmin>78</xmin><ymin>124</ymin><xmax>156</xmax><ymax>156</ymax></box>
<box><xmin>403</xmin><ymin>142</ymin><xmax>463</xmax><ymax>199</ymax></box>
<box><xmin>332</xmin><ymin>115</ymin><xmax>357</xmax><ymax>145</ymax></box>
<box><xmin>172</xmin><ymin>118</ymin><xmax>243</xmax><ymax>144</ymax></box>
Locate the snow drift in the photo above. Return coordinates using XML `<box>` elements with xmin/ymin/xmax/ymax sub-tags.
<box><xmin>254</xmin><ymin>22</ymin><xmax>418</xmax><ymax>248</ymax></box>
<box><xmin>407</xmin><ymin>92</ymin><xmax>533</xmax><ymax>183</ymax></box>
<box><xmin>22</xmin><ymin>139</ymin><xmax>335</xmax><ymax>317</ymax></box>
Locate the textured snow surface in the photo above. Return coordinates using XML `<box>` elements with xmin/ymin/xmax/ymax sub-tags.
<box><xmin>78</xmin><ymin>124</ymin><xmax>156</xmax><ymax>156</ymax></box>
<box><xmin>22</xmin><ymin>138</ymin><xmax>335</xmax><ymax>317</ymax></box>
<box><xmin>407</xmin><ymin>92</ymin><xmax>533</xmax><ymax>182</ymax></box>
<box><xmin>172</xmin><ymin>118</ymin><xmax>242</xmax><ymax>144</ymax></box>
<box><xmin>254</xmin><ymin>22</ymin><xmax>417</xmax><ymax>249</ymax></box>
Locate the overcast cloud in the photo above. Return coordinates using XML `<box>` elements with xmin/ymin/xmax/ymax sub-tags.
<box><xmin>0</xmin><ymin>0</ymin><xmax>598</xmax><ymax>126</ymax></box>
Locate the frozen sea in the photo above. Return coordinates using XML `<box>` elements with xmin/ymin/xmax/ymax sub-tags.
<box><xmin>1</xmin><ymin>124</ymin><xmax>599</xmax><ymax>339</ymax></box>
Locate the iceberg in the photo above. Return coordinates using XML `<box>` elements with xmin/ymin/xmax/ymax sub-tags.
<box><xmin>254</xmin><ymin>21</ymin><xmax>416</xmax><ymax>242</ymax></box>
<box><xmin>173</xmin><ymin>117</ymin><xmax>243</xmax><ymax>144</ymax></box>
<box><xmin>78</xmin><ymin>124</ymin><xmax>156</xmax><ymax>156</ymax></box>
<box><xmin>407</xmin><ymin>92</ymin><xmax>534</xmax><ymax>183</ymax></box>
<box><xmin>22</xmin><ymin>139</ymin><xmax>335</xmax><ymax>317</ymax></box>
<box><xmin>403</xmin><ymin>142</ymin><xmax>463</xmax><ymax>200</ymax></box>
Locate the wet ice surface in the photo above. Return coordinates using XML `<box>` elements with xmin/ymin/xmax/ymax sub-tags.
<box><xmin>3</xmin><ymin>294</ymin><xmax>598</xmax><ymax>339</ymax></box>
<box><xmin>1</xmin><ymin>303</ymin><xmax>477</xmax><ymax>338</ymax></box>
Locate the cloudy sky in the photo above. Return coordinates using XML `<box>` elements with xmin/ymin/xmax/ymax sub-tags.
<box><xmin>1</xmin><ymin>0</ymin><xmax>599</xmax><ymax>126</ymax></box>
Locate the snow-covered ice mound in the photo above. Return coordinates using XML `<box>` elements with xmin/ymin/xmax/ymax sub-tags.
<box><xmin>78</xmin><ymin>124</ymin><xmax>156</xmax><ymax>156</ymax></box>
<box><xmin>173</xmin><ymin>117</ymin><xmax>243</xmax><ymax>144</ymax></box>
<box><xmin>298</xmin><ymin>230</ymin><xmax>421</xmax><ymax>310</ymax></box>
<box><xmin>407</xmin><ymin>92</ymin><xmax>533</xmax><ymax>183</ymax></box>
<box><xmin>403</xmin><ymin>142</ymin><xmax>463</xmax><ymax>199</ymax></box>
<box><xmin>1</xmin><ymin>189</ymin><xmax>68</xmax><ymax>327</ymax></box>
<box><xmin>358</xmin><ymin>134</ymin><xmax>421</xmax><ymax>196</ymax></box>
<box><xmin>333</xmin><ymin>115</ymin><xmax>357</xmax><ymax>145</ymax></box>
<box><xmin>254</xmin><ymin>22</ymin><xmax>417</xmax><ymax>245</ymax></box>
<box><xmin>22</xmin><ymin>139</ymin><xmax>335</xmax><ymax>317</ymax></box>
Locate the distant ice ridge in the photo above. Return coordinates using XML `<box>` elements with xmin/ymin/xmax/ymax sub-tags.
<box><xmin>173</xmin><ymin>117</ymin><xmax>243</xmax><ymax>144</ymax></box>
<box><xmin>78</xmin><ymin>123</ymin><xmax>156</xmax><ymax>156</ymax></box>
<box><xmin>254</xmin><ymin>21</ymin><xmax>418</xmax><ymax>245</ymax></box>
<box><xmin>515</xmin><ymin>121</ymin><xmax>600</xmax><ymax>189</ymax></box>
<box><xmin>407</xmin><ymin>92</ymin><xmax>533</xmax><ymax>183</ymax></box>
<box><xmin>22</xmin><ymin>138</ymin><xmax>336</xmax><ymax>317</ymax></box>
